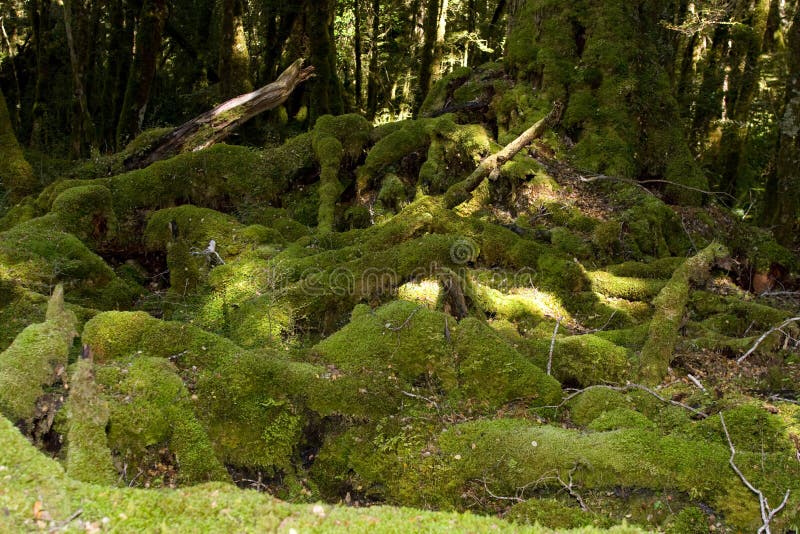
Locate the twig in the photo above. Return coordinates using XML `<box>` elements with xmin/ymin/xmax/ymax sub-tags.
<box><xmin>547</xmin><ymin>317</ymin><xmax>562</xmax><ymax>375</ymax></box>
<box><xmin>585</xmin><ymin>311</ymin><xmax>617</xmax><ymax>334</ymax></box>
<box><xmin>401</xmin><ymin>390</ymin><xmax>440</xmax><ymax>412</ymax></box>
<box><xmin>737</xmin><ymin>317</ymin><xmax>800</xmax><ymax>364</ymax></box>
<box><xmin>385</xmin><ymin>306</ymin><xmax>424</xmax><ymax>331</ymax></box>
<box><xmin>557</xmin><ymin>464</ymin><xmax>589</xmax><ymax>511</ymax></box>
<box><xmin>49</xmin><ymin>509</ymin><xmax>83</xmax><ymax>532</ymax></box>
<box><xmin>687</xmin><ymin>374</ymin><xmax>705</xmax><ymax>391</ymax></box>
<box><xmin>553</xmin><ymin>383</ymin><xmax>708</xmax><ymax>418</ymax></box>
<box><xmin>720</xmin><ymin>412</ymin><xmax>790</xmax><ymax>534</ymax></box>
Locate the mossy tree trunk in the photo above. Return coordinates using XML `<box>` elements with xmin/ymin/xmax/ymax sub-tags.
<box><xmin>116</xmin><ymin>0</ymin><xmax>167</xmax><ymax>149</ymax></box>
<box><xmin>219</xmin><ymin>0</ymin><xmax>253</xmax><ymax>99</ymax></box>
<box><xmin>27</xmin><ymin>0</ymin><xmax>52</xmax><ymax>149</ymax></box>
<box><xmin>415</xmin><ymin>0</ymin><xmax>441</xmax><ymax>114</ymax></box>
<box><xmin>506</xmin><ymin>0</ymin><xmax>709</xmax><ymax>205</ymax></box>
<box><xmin>769</xmin><ymin>6</ymin><xmax>800</xmax><ymax>246</ymax></box>
<box><xmin>0</xmin><ymin>88</ymin><xmax>37</xmax><ymax>202</ymax></box>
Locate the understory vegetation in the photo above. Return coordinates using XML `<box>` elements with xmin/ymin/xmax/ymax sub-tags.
<box><xmin>2</xmin><ymin>0</ymin><xmax>800</xmax><ymax>532</ymax></box>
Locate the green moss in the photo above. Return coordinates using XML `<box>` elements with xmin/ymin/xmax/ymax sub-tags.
<box><xmin>312</xmin><ymin>114</ymin><xmax>372</xmax><ymax>233</ymax></box>
<box><xmin>0</xmin><ymin>286</ymin><xmax>76</xmax><ymax>423</ymax></box>
<box><xmin>64</xmin><ymin>359</ymin><xmax>116</xmax><ymax>485</ymax></box>
<box><xmin>587</xmin><ymin>408</ymin><xmax>657</xmax><ymax>431</ymax></box>
<box><xmin>639</xmin><ymin>243</ymin><xmax>727</xmax><ymax>384</ymax></box>
<box><xmin>506</xmin><ymin>498</ymin><xmax>611</xmax><ymax>529</ymax></box>
<box><xmin>98</xmin><ymin>356</ymin><xmax>229</xmax><ymax>483</ymax></box>
<box><xmin>0</xmin><ymin>88</ymin><xmax>37</xmax><ymax>201</ymax></box>
<box><xmin>551</xmin><ymin>227</ymin><xmax>593</xmax><ymax>258</ymax></box>
<box><xmin>587</xmin><ymin>271</ymin><xmax>667</xmax><ymax>301</ymax></box>
<box><xmin>605</xmin><ymin>257</ymin><xmax>685</xmax><ymax>279</ymax></box>
<box><xmin>377</xmin><ymin>174</ymin><xmax>409</xmax><ymax>212</ymax></box>
<box><xmin>51</xmin><ymin>184</ymin><xmax>118</xmax><ymax>247</ymax></box>
<box><xmin>1</xmin><ymin>415</ymin><xmax>588</xmax><ymax>533</ymax></box>
<box><xmin>665</xmin><ymin>506</ymin><xmax>709</xmax><ymax>534</ymax></box>
<box><xmin>546</xmin><ymin>334</ymin><xmax>631</xmax><ymax>387</ymax></box>
<box><xmin>311</xmin><ymin>301</ymin><xmax>560</xmax><ymax>416</ymax></box>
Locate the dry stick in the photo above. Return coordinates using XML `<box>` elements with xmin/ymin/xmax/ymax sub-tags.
<box><xmin>557</xmin><ymin>464</ymin><xmax>589</xmax><ymax>511</ymax></box>
<box><xmin>737</xmin><ymin>317</ymin><xmax>800</xmax><ymax>364</ymax></box>
<box><xmin>687</xmin><ymin>373</ymin><xmax>705</xmax><ymax>391</ymax></box>
<box><xmin>444</xmin><ymin>101</ymin><xmax>563</xmax><ymax>209</ymax></box>
<box><xmin>720</xmin><ymin>412</ymin><xmax>790</xmax><ymax>534</ymax></box>
<box><xmin>546</xmin><ymin>316</ymin><xmax>562</xmax><ymax>376</ymax></box>
<box><xmin>555</xmin><ymin>383</ymin><xmax>708</xmax><ymax>419</ymax></box>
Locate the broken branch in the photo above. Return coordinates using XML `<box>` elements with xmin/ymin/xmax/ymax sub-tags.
<box><xmin>444</xmin><ymin>101</ymin><xmax>563</xmax><ymax>209</ymax></box>
<box><xmin>737</xmin><ymin>316</ymin><xmax>800</xmax><ymax>364</ymax></box>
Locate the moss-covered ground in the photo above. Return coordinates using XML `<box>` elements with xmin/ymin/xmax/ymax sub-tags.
<box><xmin>1</xmin><ymin>63</ymin><xmax>800</xmax><ymax>532</ymax></box>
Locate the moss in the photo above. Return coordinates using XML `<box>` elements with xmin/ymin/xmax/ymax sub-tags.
<box><xmin>587</xmin><ymin>408</ymin><xmax>657</xmax><ymax>431</ymax></box>
<box><xmin>665</xmin><ymin>506</ymin><xmax>709</xmax><ymax>534</ymax></box>
<box><xmin>0</xmin><ymin>197</ymin><xmax>37</xmax><ymax>231</ymax></box>
<box><xmin>546</xmin><ymin>334</ymin><xmax>631</xmax><ymax>386</ymax></box>
<box><xmin>98</xmin><ymin>356</ymin><xmax>230</xmax><ymax>483</ymax></box>
<box><xmin>83</xmin><ymin>311</ymin><xmax>317</xmax><ymax>472</ymax></box>
<box><xmin>587</xmin><ymin>271</ymin><xmax>667</xmax><ymax>301</ymax></box>
<box><xmin>377</xmin><ymin>174</ymin><xmax>409</xmax><ymax>212</ymax></box>
<box><xmin>605</xmin><ymin>257</ymin><xmax>685</xmax><ymax>279</ymax></box>
<box><xmin>51</xmin><ymin>184</ymin><xmax>118</xmax><ymax>247</ymax></box>
<box><xmin>551</xmin><ymin>227</ymin><xmax>593</xmax><ymax>258</ymax></box>
<box><xmin>64</xmin><ymin>359</ymin><xmax>116</xmax><ymax>485</ymax></box>
<box><xmin>591</xmin><ymin>221</ymin><xmax>622</xmax><ymax>257</ymax></box>
<box><xmin>1</xmin><ymin>415</ymin><xmax>584</xmax><ymax>532</ymax></box>
<box><xmin>419</xmin><ymin>66</ymin><xmax>473</xmax><ymax>115</ymax></box>
<box><xmin>568</xmin><ymin>387</ymin><xmax>629</xmax><ymax>426</ymax></box>
<box><xmin>0</xmin><ymin>286</ymin><xmax>76</xmax><ymax>423</ymax></box>
<box><xmin>693</xmin><ymin>403</ymin><xmax>792</xmax><ymax>454</ymax></box>
<box><xmin>312</xmin><ymin>114</ymin><xmax>372</xmax><ymax>233</ymax></box>
<box><xmin>453</xmin><ymin>317</ymin><xmax>562</xmax><ymax>408</ymax></box>
<box><xmin>506</xmin><ymin>498</ymin><xmax>611</xmax><ymax>529</ymax></box>
<box><xmin>310</xmin><ymin>301</ymin><xmax>560</xmax><ymax>416</ymax></box>
<box><xmin>408</xmin><ymin>418</ymin><xmax>799</xmax><ymax>529</ymax></box>
<box><xmin>639</xmin><ymin>243</ymin><xmax>727</xmax><ymax>384</ymax></box>
<box><xmin>0</xmin><ymin>88</ymin><xmax>38</xmax><ymax>201</ymax></box>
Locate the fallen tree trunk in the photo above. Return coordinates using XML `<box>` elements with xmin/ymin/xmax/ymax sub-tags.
<box><xmin>444</xmin><ymin>101</ymin><xmax>562</xmax><ymax>209</ymax></box>
<box><xmin>123</xmin><ymin>59</ymin><xmax>315</xmax><ymax>171</ymax></box>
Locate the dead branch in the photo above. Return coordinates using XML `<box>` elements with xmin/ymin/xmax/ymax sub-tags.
<box><xmin>444</xmin><ymin>101</ymin><xmax>563</xmax><ymax>209</ymax></box>
<box><xmin>557</xmin><ymin>464</ymin><xmax>589</xmax><ymax>511</ymax></box>
<box><xmin>737</xmin><ymin>317</ymin><xmax>800</xmax><ymax>364</ymax></box>
<box><xmin>123</xmin><ymin>59</ymin><xmax>315</xmax><ymax>170</ymax></box>
<box><xmin>720</xmin><ymin>412</ymin><xmax>790</xmax><ymax>534</ymax></box>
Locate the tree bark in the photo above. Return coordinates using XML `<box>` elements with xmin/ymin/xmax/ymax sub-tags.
<box><xmin>116</xmin><ymin>0</ymin><xmax>167</xmax><ymax>149</ymax></box>
<box><xmin>63</xmin><ymin>0</ymin><xmax>95</xmax><ymax>157</ymax></box>
<box><xmin>415</xmin><ymin>0</ymin><xmax>441</xmax><ymax>114</ymax></box>
<box><xmin>444</xmin><ymin>102</ymin><xmax>562</xmax><ymax>209</ymax></box>
<box><xmin>123</xmin><ymin>59</ymin><xmax>315</xmax><ymax>171</ymax></box>
<box><xmin>0</xmin><ymin>88</ymin><xmax>37</xmax><ymax>201</ymax></box>
<box><xmin>770</xmin><ymin>7</ymin><xmax>800</xmax><ymax>245</ymax></box>
<box><xmin>219</xmin><ymin>0</ymin><xmax>252</xmax><ymax>99</ymax></box>
<box><xmin>366</xmin><ymin>0</ymin><xmax>381</xmax><ymax>119</ymax></box>
<box><xmin>354</xmin><ymin>0</ymin><xmax>363</xmax><ymax>108</ymax></box>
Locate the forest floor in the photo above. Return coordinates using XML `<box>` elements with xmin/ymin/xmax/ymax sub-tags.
<box><xmin>2</xmin><ymin>77</ymin><xmax>800</xmax><ymax>532</ymax></box>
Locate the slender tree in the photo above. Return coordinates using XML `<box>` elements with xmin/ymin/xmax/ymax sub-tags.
<box><xmin>116</xmin><ymin>0</ymin><xmax>167</xmax><ymax>149</ymax></box>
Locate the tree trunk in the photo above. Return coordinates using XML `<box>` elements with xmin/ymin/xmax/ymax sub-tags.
<box><xmin>366</xmin><ymin>0</ymin><xmax>380</xmax><ymax>119</ymax></box>
<box><xmin>770</xmin><ymin>7</ymin><xmax>800</xmax><ymax>245</ymax></box>
<box><xmin>305</xmin><ymin>0</ymin><xmax>344</xmax><ymax>123</ymax></box>
<box><xmin>28</xmin><ymin>0</ymin><xmax>51</xmax><ymax>149</ymax></box>
<box><xmin>116</xmin><ymin>0</ymin><xmax>167</xmax><ymax>149</ymax></box>
<box><xmin>0</xmin><ymin>88</ymin><xmax>37</xmax><ymax>201</ymax></box>
<box><xmin>219</xmin><ymin>0</ymin><xmax>253</xmax><ymax>99</ymax></box>
<box><xmin>415</xmin><ymin>0</ymin><xmax>441</xmax><ymax>114</ymax></box>
<box><xmin>354</xmin><ymin>0</ymin><xmax>363</xmax><ymax>108</ymax></box>
<box><xmin>123</xmin><ymin>59</ymin><xmax>315</xmax><ymax>171</ymax></box>
<box><xmin>63</xmin><ymin>0</ymin><xmax>95</xmax><ymax>158</ymax></box>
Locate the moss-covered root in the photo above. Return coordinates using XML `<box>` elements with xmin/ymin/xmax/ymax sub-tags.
<box><xmin>638</xmin><ymin>243</ymin><xmax>728</xmax><ymax>384</ymax></box>
<box><xmin>312</xmin><ymin>115</ymin><xmax>371</xmax><ymax>233</ymax></box>
<box><xmin>0</xmin><ymin>286</ymin><xmax>76</xmax><ymax>423</ymax></box>
<box><xmin>64</xmin><ymin>359</ymin><xmax>116</xmax><ymax>485</ymax></box>
<box><xmin>1</xmin><ymin>415</ymin><xmax>637</xmax><ymax>533</ymax></box>
<box><xmin>0</xmin><ymin>87</ymin><xmax>37</xmax><ymax>201</ymax></box>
